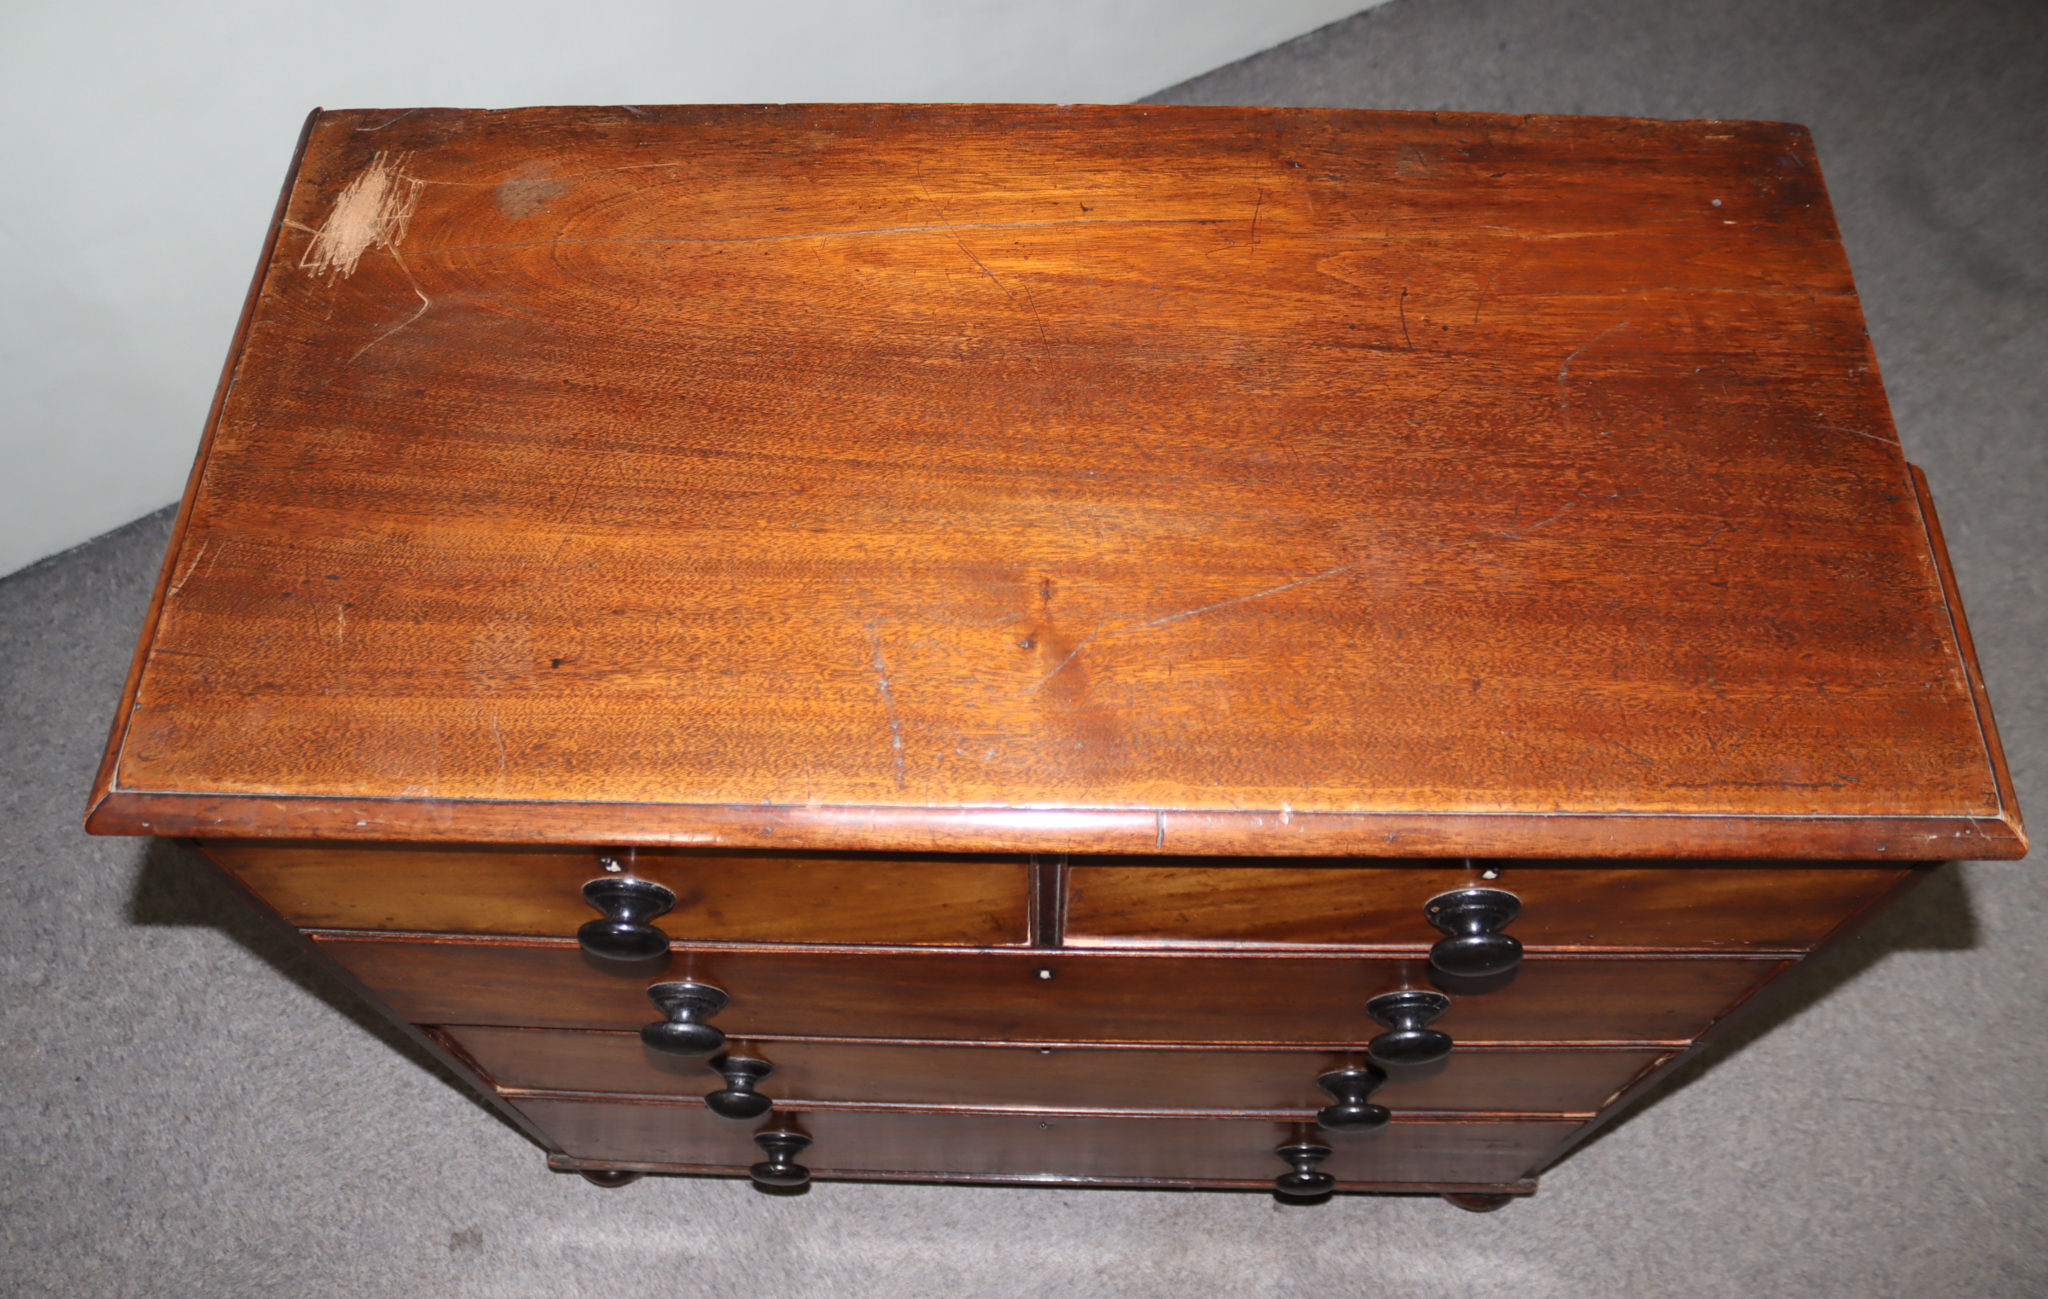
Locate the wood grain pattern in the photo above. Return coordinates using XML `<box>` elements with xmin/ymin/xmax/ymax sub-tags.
<box><xmin>88</xmin><ymin>795</ymin><xmax>2023</xmax><ymax>858</ymax></box>
<box><xmin>84</xmin><ymin>104</ymin><xmax>2023</xmax><ymax>859</ymax></box>
<box><xmin>85</xmin><ymin>111</ymin><xmax>320</xmax><ymax>817</ymax></box>
<box><xmin>453</xmin><ymin>1026</ymin><xmax>1666</xmax><ymax>1115</ymax></box>
<box><xmin>320</xmin><ymin>936</ymin><xmax>1782</xmax><ymax>1044</ymax></box>
<box><xmin>1522</xmin><ymin>861</ymin><xmax>1926</xmax><ymax>1173</ymax></box>
<box><xmin>200</xmin><ymin>840</ymin><xmax>1031</xmax><ymax>945</ymax></box>
<box><xmin>512</xmin><ymin>1096</ymin><xmax>1576</xmax><ymax>1187</ymax></box>
<box><xmin>1910</xmin><ymin>464</ymin><xmax>2025</xmax><ymax>850</ymax></box>
<box><xmin>1063</xmin><ymin>859</ymin><xmax>1914</xmax><ymax>949</ymax></box>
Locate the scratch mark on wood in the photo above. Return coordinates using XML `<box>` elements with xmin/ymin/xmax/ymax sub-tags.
<box><xmin>436</xmin><ymin>216</ymin><xmax>1227</xmax><ymax>257</ymax></box>
<box><xmin>1155</xmin><ymin>810</ymin><xmax>1166</xmax><ymax>849</ymax></box>
<box><xmin>1497</xmin><ymin>488</ymin><xmax>1636</xmax><ymax>539</ymax></box>
<box><xmin>1399</xmin><ymin>286</ymin><xmax>1413</xmax><ymax>347</ymax></box>
<box><xmin>1557</xmin><ymin>320</ymin><xmax>1631</xmax><ymax>436</ymax></box>
<box><xmin>166</xmin><ymin>540</ymin><xmax>210</xmax><ymax>601</ymax></box>
<box><xmin>864</xmin><ymin>625</ymin><xmax>908</xmax><ymax>788</ymax></box>
<box><xmin>347</xmin><ymin>246</ymin><xmax>433</xmax><ymax>362</ymax></box>
<box><xmin>1818</xmin><ymin>421</ymin><xmax>1900</xmax><ymax>446</ymax></box>
<box><xmin>335</xmin><ymin>603</ymin><xmax>346</xmax><ymax>646</ymax></box>
<box><xmin>355</xmin><ymin>109</ymin><xmax>420</xmax><ymax>133</ymax></box>
<box><xmin>302</xmin><ymin>151</ymin><xmax>424</xmax><ymax>280</ymax></box>
<box><xmin>1247</xmin><ymin>188</ymin><xmax>1264</xmax><ymax>256</ymax></box>
<box><xmin>1030</xmin><ymin>621</ymin><xmax>1106</xmax><ymax>692</ymax></box>
<box><xmin>1613</xmin><ymin>741</ymin><xmax>1655</xmax><ymax>768</ymax></box>
<box><xmin>948</xmin><ymin>237</ymin><xmax>1047</xmax><ymax>344</ymax></box>
<box><xmin>1472</xmin><ymin>268</ymin><xmax>1502</xmax><ymax>325</ymax></box>
<box><xmin>488</xmin><ymin>713</ymin><xmax>508</xmax><ymax>794</ymax></box>
<box><xmin>1130</xmin><ymin>565</ymin><xmax>1357</xmax><ymax>633</ymax></box>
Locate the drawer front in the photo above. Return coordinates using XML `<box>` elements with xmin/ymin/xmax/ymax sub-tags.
<box><xmin>204</xmin><ymin>841</ymin><xmax>1032</xmax><ymax>946</ymax></box>
<box><xmin>1064</xmin><ymin>860</ymin><xmax>1912</xmax><ymax>950</ymax></box>
<box><xmin>321</xmin><ymin>937</ymin><xmax>1784</xmax><ymax>1044</ymax></box>
<box><xmin>517</xmin><ymin>1097</ymin><xmax>1576</xmax><ymax>1188</ymax></box>
<box><xmin>452</xmin><ymin>1026</ymin><xmax>1667</xmax><ymax>1115</ymax></box>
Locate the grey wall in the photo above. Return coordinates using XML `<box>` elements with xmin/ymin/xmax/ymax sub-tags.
<box><xmin>0</xmin><ymin>0</ymin><xmax>1382</xmax><ymax>578</ymax></box>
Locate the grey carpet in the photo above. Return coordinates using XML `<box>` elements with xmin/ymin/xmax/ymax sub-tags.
<box><xmin>3</xmin><ymin>0</ymin><xmax>2042</xmax><ymax>1293</ymax></box>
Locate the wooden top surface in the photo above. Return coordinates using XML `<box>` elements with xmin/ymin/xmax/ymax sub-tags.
<box><xmin>86</xmin><ymin>104</ymin><xmax>2025</xmax><ymax>858</ymax></box>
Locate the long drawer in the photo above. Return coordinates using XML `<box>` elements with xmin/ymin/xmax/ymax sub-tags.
<box><xmin>1064</xmin><ymin>860</ymin><xmax>1912</xmax><ymax>950</ymax></box>
<box><xmin>203</xmin><ymin>841</ymin><xmax>1032</xmax><ymax>946</ymax></box>
<box><xmin>319</xmin><ymin>937</ymin><xmax>1785</xmax><ymax>1045</ymax></box>
<box><xmin>451</xmin><ymin>1026</ymin><xmax>1668</xmax><ymax>1115</ymax></box>
<box><xmin>518</xmin><ymin>1096</ymin><xmax>1578</xmax><ymax>1189</ymax></box>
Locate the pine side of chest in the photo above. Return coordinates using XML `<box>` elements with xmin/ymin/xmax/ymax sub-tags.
<box><xmin>87</xmin><ymin>104</ymin><xmax>2026</xmax><ymax>1205</ymax></box>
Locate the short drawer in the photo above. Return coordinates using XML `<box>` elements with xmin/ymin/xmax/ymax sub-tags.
<box><xmin>320</xmin><ymin>937</ymin><xmax>1786</xmax><ymax>1045</ymax></box>
<box><xmin>518</xmin><ymin>1097</ymin><xmax>1576</xmax><ymax>1189</ymax></box>
<box><xmin>1063</xmin><ymin>859</ymin><xmax>1913</xmax><ymax>950</ymax></box>
<box><xmin>450</xmin><ymin>1026</ymin><xmax>1668</xmax><ymax>1116</ymax></box>
<box><xmin>203</xmin><ymin>841</ymin><xmax>1031</xmax><ymax>946</ymax></box>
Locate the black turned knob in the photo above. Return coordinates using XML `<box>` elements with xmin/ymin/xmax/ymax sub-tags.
<box><xmin>1274</xmin><ymin>1142</ymin><xmax>1336</xmax><ymax>1197</ymax></box>
<box><xmin>1366</xmin><ymin>990</ymin><xmax>1454</xmax><ymax>1066</ymax></box>
<box><xmin>579</xmin><ymin>877</ymin><xmax>677</xmax><ymax>962</ymax></box>
<box><xmin>1315</xmin><ymin>1067</ymin><xmax>1391</xmax><ymax>1133</ymax></box>
<box><xmin>641</xmin><ymin>981</ymin><xmax>729</xmax><ymax>1057</ymax></box>
<box><xmin>705</xmin><ymin>1056</ymin><xmax>775</xmax><ymax>1120</ymax></box>
<box><xmin>1424</xmin><ymin>887</ymin><xmax>1523</xmax><ymax>978</ymax></box>
<box><xmin>750</xmin><ymin>1130</ymin><xmax>812</xmax><ymax>1187</ymax></box>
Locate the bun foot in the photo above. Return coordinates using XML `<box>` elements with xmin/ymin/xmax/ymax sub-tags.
<box><xmin>1442</xmin><ymin>1191</ymin><xmax>1515</xmax><ymax>1212</ymax></box>
<box><xmin>579</xmin><ymin>1169</ymin><xmax>644</xmax><ymax>1188</ymax></box>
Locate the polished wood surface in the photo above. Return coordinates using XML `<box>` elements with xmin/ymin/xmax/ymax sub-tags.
<box><xmin>1911</xmin><ymin>464</ymin><xmax>2025</xmax><ymax>845</ymax></box>
<box><xmin>90</xmin><ymin>796</ymin><xmax>2020</xmax><ymax>858</ymax></box>
<box><xmin>323</xmin><ymin>937</ymin><xmax>1782</xmax><ymax>1044</ymax></box>
<box><xmin>1064</xmin><ymin>860</ymin><xmax>1913</xmax><ymax>950</ymax></box>
<box><xmin>452</xmin><ymin>1026</ymin><xmax>1666</xmax><ymax>1115</ymax></box>
<box><xmin>86</xmin><ymin>104</ymin><xmax>2023</xmax><ymax>859</ymax></box>
<box><xmin>514</xmin><ymin>1096</ymin><xmax>1577</xmax><ymax>1187</ymax></box>
<box><xmin>201</xmin><ymin>840</ymin><xmax>1031</xmax><ymax>945</ymax></box>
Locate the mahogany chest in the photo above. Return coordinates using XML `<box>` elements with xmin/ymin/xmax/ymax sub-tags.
<box><xmin>86</xmin><ymin>104</ymin><xmax>2026</xmax><ymax>1207</ymax></box>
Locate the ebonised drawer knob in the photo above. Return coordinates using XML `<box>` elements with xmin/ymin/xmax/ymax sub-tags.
<box><xmin>641</xmin><ymin>980</ymin><xmax>728</xmax><ymax>1057</ymax></box>
<box><xmin>1425</xmin><ymin>887</ymin><xmax>1523</xmax><ymax>977</ymax></box>
<box><xmin>1366</xmin><ymin>990</ymin><xmax>1453</xmax><ymax>1066</ymax></box>
<box><xmin>1273</xmin><ymin>1142</ymin><xmax>1336</xmax><ymax>1197</ymax></box>
<box><xmin>1315</xmin><ymin>1067</ymin><xmax>1391</xmax><ymax>1132</ymax></box>
<box><xmin>579</xmin><ymin>877</ymin><xmax>677</xmax><ymax>962</ymax></box>
<box><xmin>705</xmin><ymin>1056</ymin><xmax>775</xmax><ymax>1119</ymax></box>
<box><xmin>750</xmin><ymin>1130</ymin><xmax>813</xmax><ymax>1188</ymax></box>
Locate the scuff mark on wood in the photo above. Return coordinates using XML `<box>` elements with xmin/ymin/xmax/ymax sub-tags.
<box><xmin>1557</xmin><ymin>320</ymin><xmax>1630</xmax><ymax>436</ymax></box>
<box><xmin>495</xmin><ymin>161</ymin><xmax>566</xmax><ymax>219</ymax></box>
<box><xmin>864</xmin><ymin>625</ymin><xmax>908</xmax><ymax>788</ymax></box>
<box><xmin>301</xmin><ymin>151</ymin><xmax>425</xmax><ymax>280</ymax></box>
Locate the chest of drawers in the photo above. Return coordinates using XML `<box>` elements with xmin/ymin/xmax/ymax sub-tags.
<box><xmin>86</xmin><ymin>103</ymin><xmax>2026</xmax><ymax>1208</ymax></box>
